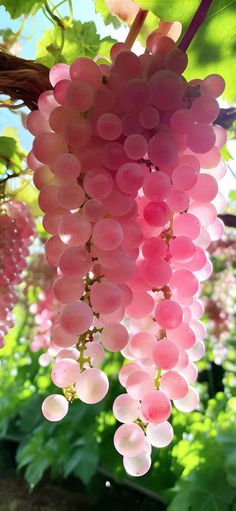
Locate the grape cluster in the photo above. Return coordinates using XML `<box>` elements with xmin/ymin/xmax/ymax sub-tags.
<box><xmin>0</xmin><ymin>200</ymin><xmax>34</xmax><ymax>347</ymax></box>
<box><xmin>27</xmin><ymin>26</ymin><xmax>226</xmax><ymax>476</ymax></box>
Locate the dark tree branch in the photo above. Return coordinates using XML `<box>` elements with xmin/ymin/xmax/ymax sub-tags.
<box><xmin>0</xmin><ymin>50</ymin><xmax>51</xmax><ymax>111</ymax></box>
<box><xmin>179</xmin><ymin>0</ymin><xmax>212</xmax><ymax>51</ymax></box>
<box><xmin>219</xmin><ymin>214</ymin><xmax>236</xmax><ymax>228</ymax></box>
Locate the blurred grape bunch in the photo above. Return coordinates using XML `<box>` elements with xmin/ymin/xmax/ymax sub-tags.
<box><xmin>204</xmin><ymin>240</ymin><xmax>236</xmax><ymax>365</ymax></box>
<box><xmin>19</xmin><ymin>252</ymin><xmax>57</xmax><ymax>360</ymax></box>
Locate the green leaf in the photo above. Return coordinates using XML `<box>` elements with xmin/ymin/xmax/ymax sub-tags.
<box><xmin>36</xmin><ymin>20</ymin><xmax>116</xmax><ymax>67</ymax></box>
<box><xmin>0</xmin><ymin>0</ymin><xmax>43</xmax><ymax>19</ymax></box>
<box><xmin>229</xmin><ymin>190</ymin><xmax>236</xmax><ymax>201</ymax></box>
<box><xmin>134</xmin><ymin>0</ymin><xmax>199</xmax><ymax>30</ymax></box>
<box><xmin>221</xmin><ymin>144</ymin><xmax>232</xmax><ymax>162</ymax></box>
<box><xmin>25</xmin><ymin>457</ymin><xmax>49</xmax><ymax>486</ymax></box>
<box><xmin>168</xmin><ymin>468</ymin><xmax>236</xmax><ymax>511</ymax></box>
<box><xmin>65</xmin><ymin>442</ymin><xmax>99</xmax><ymax>484</ymax></box>
<box><xmin>94</xmin><ymin>0</ymin><xmax>121</xmax><ymax>28</ymax></box>
<box><xmin>0</xmin><ymin>136</ymin><xmax>16</xmax><ymax>164</ymax></box>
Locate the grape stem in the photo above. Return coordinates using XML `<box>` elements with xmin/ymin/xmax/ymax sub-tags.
<box><xmin>125</xmin><ymin>8</ymin><xmax>149</xmax><ymax>49</ymax></box>
<box><xmin>179</xmin><ymin>0</ymin><xmax>212</xmax><ymax>52</ymax></box>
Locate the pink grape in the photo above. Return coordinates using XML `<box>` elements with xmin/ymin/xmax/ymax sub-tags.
<box><xmin>143</xmin><ymin>171</ymin><xmax>171</xmax><ymax>201</ymax></box>
<box><xmin>187</xmin><ymin>340</ymin><xmax>205</xmax><ymax>361</ymax></box>
<box><xmin>42</xmin><ymin>394</ymin><xmax>68</xmax><ymax>421</ymax></box>
<box><xmin>171</xmin><ymin>109</ymin><xmax>194</xmax><ymax>134</ymax></box>
<box><xmin>45</xmin><ymin>235</ymin><xmax>66</xmax><ymax>267</ymax></box>
<box><xmin>150</xmin><ymin>70</ymin><xmax>185</xmax><ymax>109</ymax></box>
<box><xmin>119</xmin><ymin>362</ymin><xmax>142</xmax><ymax>387</ymax></box>
<box><xmin>148</xmin><ymin>132</ymin><xmax>178</xmax><ymax>166</ymax></box>
<box><xmin>141</xmin><ymin>390</ymin><xmax>171</xmax><ymax>423</ymax></box>
<box><xmin>83</xmin><ymin>167</ymin><xmax>113</xmax><ymax>199</ymax></box>
<box><xmin>52</xmin><ymin>324</ymin><xmax>77</xmax><ymax>348</ymax></box>
<box><xmin>167</xmin><ymin>322</ymin><xmax>196</xmax><ymax>350</ymax></box>
<box><xmin>57</xmin><ymin>184</ymin><xmax>85</xmax><ymax>209</ymax></box>
<box><xmin>124</xmin><ymin>134</ymin><xmax>147</xmax><ymax>160</ymax></box>
<box><xmin>49</xmin><ymin>63</ymin><xmax>70</xmax><ymax>86</ymax></box>
<box><xmin>169</xmin><ymin>236</ymin><xmax>195</xmax><ymax>261</ymax></box>
<box><xmin>101</xmin><ymin>322</ymin><xmax>128</xmax><ymax>352</ymax></box>
<box><xmin>144</xmin><ymin>201</ymin><xmax>171</xmax><ymax>227</ymax></box>
<box><xmin>154</xmin><ymin>300</ymin><xmax>183</xmax><ymax>329</ymax></box>
<box><xmin>182</xmin><ymin>361</ymin><xmax>198</xmax><ymax>384</ymax></box>
<box><xmin>146</xmin><ymin>421</ymin><xmax>173</xmax><ymax>447</ymax></box>
<box><xmin>90</xmin><ymin>280</ymin><xmax>122</xmax><ymax>314</ymax></box>
<box><xmin>166</xmin><ymin>189</ymin><xmax>190</xmax><ymax>213</ymax></box>
<box><xmin>84</xmin><ymin>342</ymin><xmax>105</xmax><ymax>368</ymax></box>
<box><xmin>75</xmin><ymin>368</ymin><xmax>109</xmax><ymax>404</ymax></box>
<box><xmin>173</xmin><ymin>386</ymin><xmax>199</xmax><ymax>412</ymax></box>
<box><xmin>126</xmin><ymin>292</ymin><xmax>154</xmax><ymax>319</ymax></box>
<box><xmin>113</xmin><ymin>394</ymin><xmax>140</xmax><ymax>423</ymax></box>
<box><xmin>52</xmin><ymin>275</ymin><xmax>84</xmax><ymax>303</ymax></box>
<box><xmin>59</xmin><ymin>246</ymin><xmax>92</xmax><ymax>277</ymax></box>
<box><xmin>70</xmin><ymin>57</ymin><xmax>102</xmax><ymax>89</ymax></box>
<box><xmin>129</xmin><ymin>332</ymin><xmax>157</xmax><ymax>360</ymax></box>
<box><xmin>160</xmin><ymin>370</ymin><xmax>189</xmax><ymax>399</ymax></box>
<box><xmin>173</xmin><ymin>213</ymin><xmax>201</xmax><ymax>240</ymax></box>
<box><xmin>139</xmin><ymin>105</ymin><xmax>160</xmax><ymax>129</ymax></box>
<box><xmin>51</xmin><ymin>153</ymin><xmax>81</xmax><ymax>180</ymax></box>
<box><xmin>187</xmin><ymin>124</ymin><xmax>216</xmax><ymax>153</ymax></box>
<box><xmin>114</xmin><ymin>423</ymin><xmax>146</xmax><ymax>458</ymax></box>
<box><xmin>143</xmin><ymin>259</ymin><xmax>172</xmax><ymax>288</ymax></box>
<box><xmin>142</xmin><ymin>237</ymin><xmax>168</xmax><ymax>260</ymax></box>
<box><xmin>190</xmin><ymin>174</ymin><xmax>218</xmax><ymax>202</ymax></box>
<box><xmin>153</xmin><ymin>339</ymin><xmax>179</xmax><ymax>370</ymax></box>
<box><xmin>169</xmin><ymin>269</ymin><xmax>199</xmax><ymax>298</ymax></box>
<box><xmin>123</xmin><ymin>453</ymin><xmax>151</xmax><ymax>477</ymax></box>
<box><xmin>82</xmin><ymin>199</ymin><xmax>104</xmax><ymax>223</ymax></box>
<box><xmin>59</xmin><ymin>300</ymin><xmax>93</xmax><ymax>335</ymax></box>
<box><xmin>33</xmin><ymin>132</ymin><xmax>68</xmax><ymax>164</ymax></box>
<box><xmin>116</xmin><ymin>163</ymin><xmax>144</xmax><ymax>194</ymax></box>
<box><xmin>200</xmin><ymin>74</ymin><xmax>225</xmax><ymax>98</ymax></box>
<box><xmin>97</xmin><ymin>113</ymin><xmax>122</xmax><ymax>141</ymax></box>
<box><xmin>58</xmin><ymin>214</ymin><xmax>91</xmax><ymax>246</ymax></box>
<box><xmin>114</xmin><ymin>51</ymin><xmax>141</xmax><ymax>80</ymax></box>
<box><xmin>126</xmin><ymin>370</ymin><xmax>154</xmax><ymax>400</ymax></box>
<box><xmin>51</xmin><ymin>357</ymin><xmax>80</xmax><ymax>388</ymax></box>
<box><xmin>92</xmin><ymin>218</ymin><xmax>123</xmax><ymax>251</ymax></box>
<box><xmin>172</xmin><ymin>164</ymin><xmax>198</xmax><ymax>191</ymax></box>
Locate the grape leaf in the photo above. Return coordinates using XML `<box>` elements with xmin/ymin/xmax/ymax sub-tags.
<box><xmin>134</xmin><ymin>0</ymin><xmax>236</xmax><ymax>102</ymax></box>
<box><xmin>133</xmin><ymin>0</ymin><xmax>199</xmax><ymax>30</ymax></box>
<box><xmin>94</xmin><ymin>0</ymin><xmax>122</xmax><ymax>28</ymax></box>
<box><xmin>0</xmin><ymin>0</ymin><xmax>43</xmax><ymax>19</ymax></box>
<box><xmin>36</xmin><ymin>20</ymin><xmax>116</xmax><ymax>67</ymax></box>
<box><xmin>167</xmin><ymin>469</ymin><xmax>236</xmax><ymax>511</ymax></box>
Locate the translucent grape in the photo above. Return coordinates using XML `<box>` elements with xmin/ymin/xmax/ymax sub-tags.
<box><xmin>42</xmin><ymin>394</ymin><xmax>68</xmax><ymax>422</ymax></box>
<box><xmin>75</xmin><ymin>368</ymin><xmax>109</xmax><ymax>404</ymax></box>
<box><xmin>114</xmin><ymin>423</ymin><xmax>145</xmax><ymax>458</ymax></box>
<box><xmin>141</xmin><ymin>390</ymin><xmax>171</xmax><ymax>423</ymax></box>
<box><xmin>160</xmin><ymin>370</ymin><xmax>189</xmax><ymax>399</ymax></box>
<box><xmin>101</xmin><ymin>322</ymin><xmax>128</xmax><ymax>352</ymax></box>
<box><xmin>59</xmin><ymin>300</ymin><xmax>93</xmax><ymax>335</ymax></box>
<box><xmin>113</xmin><ymin>394</ymin><xmax>140</xmax><ymax>423</ymax></box>
<box><xmin>146</xmin><ymin>421</ymin><xmax>173</xmax><ymax>447</ymax></box>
